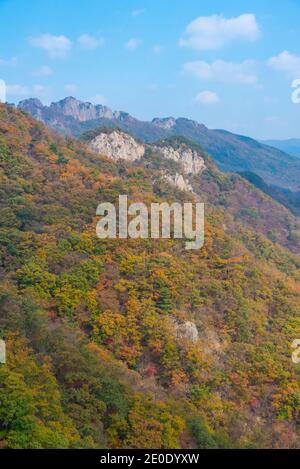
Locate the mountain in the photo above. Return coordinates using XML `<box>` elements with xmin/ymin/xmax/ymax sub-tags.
<box><xmin>2</xmin><ymin>103</ymin><xmax>300</xmax><ymax>448</ymax></box>
<box><xmin>262</xmin><ymin>139</ymin><xmax>300</xmax><ymax>159</ymax></box>
<box><xmin>82</xmin><ymin>128</ymin><xmax>300</xmax><ymax>252</ymax></box>
<box><xmin>18</xmin><ymin>97</ymin><xmax>300</xmax><ymax>192</ymax></box>
<box><xmin>239</xmin><ymin>171</ymin><xmax>300</xmax><ymax>217</ymax></box>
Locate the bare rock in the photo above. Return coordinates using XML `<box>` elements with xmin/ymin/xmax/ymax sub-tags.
<box><xmin>153</xmin><ymin>145</ymin><xmax>206</xmax><ymax>175</ymax></box>
<box><xmin>177</xmin><ymin>321</ymin><xmax>199</xmax><ymax>343</ymax></box>
<box><xmin>89</xmin><ymin>130</ymin><xmax>145</xmax><ymax>162</ymax></box>
<box><xmin>164</xmin><ymin>173</ymin><xmax>194</xmax><ymax>192</ymax></box>
<box><xmin>0</xmin><ymin>339</ymin><xmax>6</xmax><ymax>364</ymax></box>
<box><xmin>152</xmin><ymin>117</ymin><xmax>176</xmax><ymax>130</ymax></box>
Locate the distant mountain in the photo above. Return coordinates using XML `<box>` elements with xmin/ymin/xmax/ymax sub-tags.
<box><xmin>18</xmin><ymin>97</ymin><xmax>300</xmax><ymax>191</ymax></box>
<box><xmin>262</xmin><ymin>139</ymin><xmax>300</xmax><ymax>158</ymax></box>
<box><xmin>239</xmin><ymin>171</ymin><xmax>300</xmax><ymax>216</ymax></box>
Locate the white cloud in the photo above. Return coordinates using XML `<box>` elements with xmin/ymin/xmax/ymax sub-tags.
<box><xmin>29</xmin><ymin>34</ymin><xmax>72</xmax><ymax>58</ymax></box>
<box><xmin>195</xmin><ymin>91</ymin><xmax>219</xmax><ymax>105</ymax></box>
<box><xmin>0</xmin><ymin>56</ymin><xmax>17</xmax><ymax>66</ymax></box>
<box><xmin>78</xmin><ymin>34</ymin><xmax>105</xmax><ymax>50</ymax></box>
<box><xmin>6</xmin><ymin>84</ymin><xmax>29</xmax><ymax>97</ymax></box>
<box><xmin>125</xmin><ymin>38</ymin><xmax>142</xmax><ymax>51</ymax></box>
<box><xmin>64</xmin><ymin>84</ymin><xmax>78</xmax><ymax>94</ymax></box>
<box><xmin>267</xmin><ymin>51</ymin><xmax>300</xmax><ymax>78</ymax></box>
<box><xmin>0</xmin><ymin>79</ymin><xmax>6</xmax><ymax>103</ymax></box>
<box><xmin>89</xmin><ymin>94</ymin><xmax>107</xmax><ymax>105</ymax></box>
<box><xmin>131</xmin><ymin>8</ymin><xmax>145</xmax><ymax>17</ymax></box>
<box><xmin>6</xmin><ymin>83</ymin><xmax>49</xmax><ymax>100</ymax></box>
<box><xmin>184</xmin><ymin>59</ymin><xmax>258</xmax><ymax>85</ymax></box>
<box><xmin>32</xmin><ymin>84</ymin><xmax>49</xmax><ymax>98</ymax></box>
<box><xmin>153</xmin><ymin>44</ymin><xmax>164</xmax><ymax>54</ymax></box>
<box><xmin>32</xmin><ymin>65</ymin><xmax>53</xmax><ymax>76</ymax></box>
<box><xmin>179</xmin><ymin>13</ymin><xmax>260</xmax><ymax>50</ymax></box>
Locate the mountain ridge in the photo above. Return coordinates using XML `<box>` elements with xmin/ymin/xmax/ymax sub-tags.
<box><xmin>18</xmin><ymin>97</ymin><xmax>300</xmax><ymax>192</ymax></box>
<box><xmin>262</xmin><ymin>139</ymin><xmax>300</xmax><ymax>158</ymax></box>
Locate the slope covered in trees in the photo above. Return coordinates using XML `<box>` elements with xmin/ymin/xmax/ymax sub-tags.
<box><xmin>18</xmin><ymin>97</ymin><xmax>300</xmax><ymax>191</ymax></box>
<box><xmin>1</xmin><ymin>104</ymin><xmax>300</xmax><ymax>448</ymax></box>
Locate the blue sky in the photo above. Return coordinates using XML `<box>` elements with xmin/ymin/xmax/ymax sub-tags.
<box><xmin>0</xmin><ymin>0</ymin><xmax>300</xmax><ymax>139</ymax></box>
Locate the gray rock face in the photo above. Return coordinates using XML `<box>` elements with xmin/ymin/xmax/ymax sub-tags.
<box><xmin>18</xmin><ymin>96</ymin><xmax>300</xmax><ymax>191</ymax></box>
<box><xmin>19</xmin><ymin>96</ymin><xmax>120</xmax><ymax>124</ymax></box>
<box><xmin>0</xmin><ymin>339</ymin><xmax>6</xmax><ymax>364</ymax></box>
<box><xmin>153</xmin><ymin>145</ymin><xmax>206</xmax><ymax>175</ymax></box>
<box><xmin>89</xmin><ymin>130</ymin><xmax>145</xmax><ymax>162</ymax></box>
<box><xmin>152</xmin><ymin>117</ymin><xmax>176</xmax><ymax>130</ymax></box>
<box><xmin>88</xmin><ymin>129</ymin><xmax>206</xmax><ymax>180</ymax></box>
<box><xmin>50</xmin><ymin>97</ymin><xmax>114</xmax><ymax>122</ymax></box>
<box><xmin>176</xmin><ymin>321</ymin><xmax>199</xmax><ymax>343</ymax></box>
<box><xmin>164</xmin><ymin>173</ymin><xmax>193</xmax><ymax>192</ymax></box>
<box><xmin>18</xmin><ymin>98</ymin><xmax>45</xmax><ymax>120</ymax></box>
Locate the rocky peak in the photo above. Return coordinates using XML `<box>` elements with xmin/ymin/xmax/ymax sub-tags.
<box><xmin>113</xmin><ymin>111</ymin><xmax>128</xmax><ymax>120</ymax></box>
<box><xmin>88</xmin><ymin>129</ymin><xmax>145</xmax><ymax>162</ymax></box>
<box><xmin>18</xmin><ymin>98</ymin><xmax>45</xmax><ymax>120</ymax></box>
<box><xmin>152</xmin><ymin>117</ymin><xmax>176</xmax><ymax>130</ymax></box>
<box><xmin>176</xmin><ymin>117</ymin><xmax>207</xmax><ymax>130</ymax></box>
<box><xmin>153</xmin><ymin>143</ymin><xmax>206</xmax><ymax>175</ymax></box>
<box><xmin>19</xmin><ymin>97</ymin><xmax>43</xmax><ymax>109</ymax></box>
<box><xmin>96</xmin><ymin>105</ymin><xmax>115</xmax><ymax>120</ymax></box>
<box><xmin>49</xmin><ymin>97</ymin><xmax>114</xmax><ymax>122</ymax></box>
<box><xmin>88</xmin><ymin>128</ymin><xmax>206</xmax><ymax>176</ymax></box>
<box><xmin>19</xmin><ymin>97</ymin><xmax>125</xmax><ymax>123</ymax></box>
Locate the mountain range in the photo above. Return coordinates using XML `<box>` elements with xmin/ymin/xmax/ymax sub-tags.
<box><xmin>1</xmin><ymin>102</ymin><xmax>300</xmax><ymax>448</ymax></box>
<box><xmin>262</xmin><ymin>139</ymin><xmax>300</xmax><ymax>159</ymax></box>
<box><xmin>18</xmin><ymin>97</ymin><xmax>300</xmax><ymax>192</ymax></box>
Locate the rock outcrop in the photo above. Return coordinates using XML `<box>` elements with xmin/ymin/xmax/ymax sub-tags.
<box><xmin>153</xmin><ymin>145</ymin><xmax>206</xmax><ymax>175</ymax></box>
<box><xmin>164</xmin><ymin>173</ymin><xmax>193</xmax><ymax>192</ymax></box>
<box><xmin>19</xmin><ymin>97</ymin><xmax>121</xmax><ymax>123</ymax></box>
<box><xmin>89</xmin><ymin>130</ymin><xmax>145</xmax><ymax>162</ymax></box>
<box><xmin>51</xmin><ymin>97</ymin><xmax>115</xmax><ymax>121</ymax></box>
<box><xmin>88</xmin><ymin>129</ymin><xmax>205</xmax><ymax>180</ymax></box>
<box><xmin>18</xmin><ymin>98</ymin><xmax>45</xmax><ymax>121</ymax></box>
<box><xmin>18</xmin><ymin>96</ymin><xmax>300</xmax><ymax>192</ymax></box>
<box><xmin>152</xmin><ymin>117</ymin><xmax>176</xmax><ymax>130</ymax></box>
<box><xmin>176</xmin><ymin>321</ymin><xmax>199</xmax><ymax>343</ymax></box>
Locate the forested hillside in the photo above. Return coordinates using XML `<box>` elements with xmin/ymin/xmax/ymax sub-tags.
<box><xmin>19</xmin><ymin>97</ymin><xmax>300</xmax><ymax>191</ymax></box>
<box><xmin>1</xmin><ymin>103</ymin><xmax>300</xmax><ymax>449</ymax></box>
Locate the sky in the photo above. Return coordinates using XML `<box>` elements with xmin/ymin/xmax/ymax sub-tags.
<box><xmin>0</xmin><ymin>0</ymin><xmax>300</xmax><ymax>139</ymax></box>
